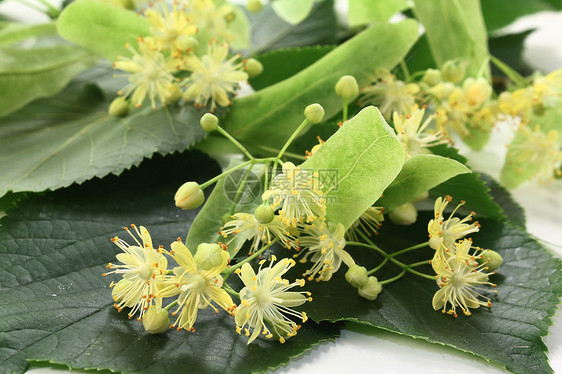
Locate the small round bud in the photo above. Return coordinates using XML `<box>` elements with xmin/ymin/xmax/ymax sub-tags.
<box><xmin>345</xmin><ymin>264</ymin><xmax>369</xmax><ymax>288</ymax></box>
<box><xmin>142</xmin><ymin>304</ymin><xmax>170</xmax><ymax>334</ymax></box>
<box><xmin>304</xmin><ymin>103</ymin><xmax>324</xmax><ymax>124</ymax></box>
<box><xmin>254</xmin><ymin>205</ymin><xmax>274</xmax><ymax>224</ymax></box>
<box><xmin>463</xmin><ymin>77</ymin><xmax>492</xmax><ymax>107</ymax></box>
<box><xmin>246</xmin><ymin>0</ymin><xmax>263</xmax><ymax>12</ymax></box>
<box><xmin>109</xmin><ymin>97</ymin><xmax>129</xmax><ymax>117</ymax></box>
<box><xmin>388</xmin><ymin>203</ymin><xmax>417</xmax><ymax>225</ymax></box>
<box><xmin>335</xmin><ymin>75</ymin><xmax>359</xmax><ymax>100</ymax></box>
<box><xmin>175</xmin><ymin>182</ymin><xmax>205</xmax><ymax>210</ymax></box>
<box><xmin>166</xmin><ymin>84</ymin><xmax>183</xmax><ymax>104</ymax></box>
<box><xmin>194</xmin><ymin>243</ymin><xmax>227</xmax><ymax>270</ymax></box>
<box><xmin>357</xmin><ymin>276</ymin><xmax>382</xmax><ymax>301</ymax></box>
<box><xmin>245</xmin><ymin>58</ymin><xmax>264</xmax><ymax>78</ymax></box>
<box><xmin>478</xmin><ymin>250</ymin><xmax>503</xmax><ymax>271</ymax></box>
<box><xmin>200</xmin><ymin>113</ymin><xmax>219</xmax><ymax>132</ymax></box>
<box><xmin>422</xmin><ymin>68</ymin><xmax>442</xmax><ymax>87</ymax></box>
<box><xmin>412</xmin><ymin>190</ymin><xmax>429</xmax><ymax>203</ymax></box>
<box><xmin>112</xmin><ymin>279</ymin><xmax>132</xmax><ymax>303</ymax></box>
<box><xmin>177</xmin><ymin>36</ymin><xmax>198</xmax><ymax>52</ymax></box>
<box><xmin>441</xmin><ymin>60</ymin><xmax>466</xmax><ymax>83</ymax></box>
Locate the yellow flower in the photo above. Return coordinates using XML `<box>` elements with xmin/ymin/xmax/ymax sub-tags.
<box><xmin>144</xmin><ymin>1</ymin><xmax>198</xmax><ymax>53</ymax></box>
<box><xmin>113</xmin><ymin>38</ymin><xmax>182</xmax><ymax>109</ymax></box>
<box><xmin>462</xmin><ymin>77</ymin><xmax>492</xmax><ymax>108</ymax></box>
<box><xmin>393</xmin><ymin>105</ymin><xmax>448</xmax><ymax>159</ymax></box>
<box><xmin>427</xmin><ymin>196</ymin><xmax>480</xmax><ymax>254</ymax></box>
<box><xmin>235</xmin><ymin>257</ymin><xmax>310</xmax><ymax>344</ymax></box>
<box><xmin>497</xmin><ymin>88</ymin><xmax>534</xmax><ymax>121</ymax></box>
<box><xmin>532</xmin><ymin>69</ymin><xmax>562</xmax><ymax>108</ymax></box>
<box><xmin>346</xmin><ymin>206</ymin><xmax>384</xmax><ymax>242</ymax></box>
<box><xmin>298</xmin><ymin>220</ymin><xmax>353</xmax><ymax>281</ymax></box>
<box><xmin>187</xmin><ymin>0</ymin><xmax>235</xmax><ymax>44</ymax></box>
<box><xmin>159</xmin><ymin>239</ymin><xmax>234</xmax><ymax>331</ymax></box>
<box><xmin>431</xmin><ymin>239</ymin><xmax>497</xmax><ymax>317</ymax></box>
<box><xmin>104</xmin><ymin>225</ymin><xmax>167</xmax><ymax>321</ymax></box>
<box><xmin>182</xmin><ymin>40</ymin><xmax>248</xmax><ymax>111</ymax></box>
<box><xmin>262</xmin><ymin>162</ymin><xmax>326</xmax><ymax>227</ymax></box>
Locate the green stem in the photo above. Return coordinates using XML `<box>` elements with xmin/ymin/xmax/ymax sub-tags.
<box><xmin>223</xmin><ymin>283</ymin><xmax>240</xmax><ymax>299</ymax></box>
<box><xmin>389</xmin><ymin>241</ymin><xmax>429</xmax><ymax>258</ymax></box>
<box><xmin>342</xmin><ymin>98</ymin><xmax>348</xmax><ymax>122</ymax></box>
<box><xmin>164</xmin><ymin>300</ymin><xmax>178</xmax><ymax>312</ymax></box>
<box><xmin>247</xmin><ymin>143</ymin><xmax>306</xmax><ymax>161</ymax></box>
<box><xmin>223</xmin><ymin>239</ymin><xmax>278</xmax><ymax>278</ymax></box>
<box><xmin>409</xmin><ymin>259</ymin><xmax>431</xmax><ymax>268</ymax></box>
<box><xmin>35</xmin><ymin>0</ymin><xmax>60</xmax><ymax>17</ymax></box>
<box><xmin>489</xmin><ymin>55</ymin><xmax>528</xmax><ymax>88</ymax></box>
<box><xmin>367</xmin><ymin>257</ymin><xmax>388</xmax><ymax>275</ymax></box>
<box><xmin>263</xmin><ymin>161</ymin><xmax>270</xmax><ymax>193</ymax></box>
<box><xmin>199</xmin><ymin>157</ymin><xmax>276</xmax><ymax>190</ymax></box>
<box><xmin>228</xmin><ymin>161</ymin><xmax>256</xmax><ymax>215</ymax></box>
<box><xmin>379</xmin><ymin>269</ymin><xmax>406</xmax><ymax>285</ymax></box>
<box><xmin>276</xmin><ymin>119</ymin><xmax>309</xmax><ymax>163</ymax></box>
<box><xmin>400</xmin><ymin>60</ymin><xmax>411</xmax><ymax>81</ymax></box>
<box><xmin>216</xmin><ymin>126</ymin><xmax>255</xmax><ymax>160</ymax></box>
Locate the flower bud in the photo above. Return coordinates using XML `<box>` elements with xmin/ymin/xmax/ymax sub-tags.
<box><xmin>345</xmin><ymin>264</ymin><xmax>369</xmax><ymax>288</ymax></box>
<box><xmin>388</xmin><ymin>202</ymin><xmax>417</xmax><ymax>225</ymax></box>
<box><xmin>478</xmin><ymin>250</ymin><xmax>503</xmax><ymax>271</ymax></box>
<box><xmin>441</xmin><ymin>60</ymin><xmax>466</xmax><ymax>83</ymax></box>
<box><xmin>463</xmin><ymin>77</ymin><xmax>492</xmax><ymax>108</ymax></box>
<box><xmin>254</xmin><ymin>205</ymin><xmax>274</xmax><ymax>224</ymax></box>
<box><xmin>304</xmin><ymin>103</ymin><xmax>324</xmax><ymax>124</ymax></box>
<box><xmin>246</xmin><ymin>0</ymin><xmax>263</xmax><ymax>12</ymax></box>
<box><xmin>142</xmin><ymin>304</ymin><xmax>170</xmax><ymax>334</ymax></box>
<box><xmin>175</xmin><ymin>182</ymin><xmax>205</xmax><ymax>210</ymax></box>
<box><xmin>194</xmin><ymin>243</ymin><xmax>227</xmax><ymax>270</ymax></box>
<box><xmin>111</xmin><ymin>279</ymin><xmax>132</xmax><ymax>304</ymax></box>
<box><xmin>245</xmin><ymin>58</ymin><xmax>263</xmax><ymax>78</ymax></box>
<box><xmin>412</xmin><ymin>190</ymin><xmax>429</xmax><ymax>203</ymax></box>
<box><xmin>335</xmin><ymin>75</ymin><xmax>359</xmax><ymax>100</ymax></box>
<box><xmin>109</xmin><ymin>97</ymin><xmax>129</xmax><ymax>117</ymax></box>
<box><xmin>200</xmin><ymin>113</ymin><xmax>219</xmax><ymax>132</ymax></box>
<box><xmin>358</xmin><ymin>276</ymin><xmax>382</xmax><ymax>301</ymax></box>
<box><xmin>422</xmin><ymin>68</ymin><xmax>442</xmax><ymax>87</ymax></box>
<box><xmin>166</xmin><ymin>84</ymin><xmax>182</xmax><ymax>104</ymax></box>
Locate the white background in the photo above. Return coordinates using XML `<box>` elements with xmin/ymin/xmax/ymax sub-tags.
<box><xmin>0</xmin><ymin>3</ymin><xmax>561</xmax><ymax>374</ymax></box>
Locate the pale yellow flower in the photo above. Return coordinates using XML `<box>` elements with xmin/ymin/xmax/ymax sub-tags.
<box><xmin>144</xmin><ymin>1</ymin><xmax>198</xmax><ymax>53</ymax></box>
<box><xmin>187</xmin><ymin>0</ymin><xmax>235</xmax><ymax>44</ymax></box>
<box><xmin>346</xmin><ymin>206</ymin><xmax>384</xmax><ymax>242</ymax></box>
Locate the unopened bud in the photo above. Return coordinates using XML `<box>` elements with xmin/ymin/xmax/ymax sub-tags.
<box><xmin>166</xmin><ymin>84</ymin><xmax>182</xmax><ymax>104</ymax></box>
<box><xmin>200</xmin><ymin>113</ymin><xmax>219</xmax><ymax>132</ymax></box>
<box><xmin>246</xmin><ymin>0</ymin><xmax>263</xmax><ymax>12</ymax></box>
<box><xmin>441</xmin><ymin>60</ymin><xmax>466</xmax><ymax>83</ymax></box>
<box><xmin>254</xmin><ymin>205</ymin><xmax>274</xmax><ymax>224</ymax></box>
<box><xmin>422</xmin><ymin>69</ymin><xmax>442</xmax><ymax>87</ymax></box>
<box><xmin>335</xmin><ymin>75</ymin><xmax>359</xmax><ymax>100</ymax></box>
<box><xmin>478</xmin><ymin>250</ymin><xmax>503</xmax><ymax>271</ymax></box>
<box><xmin>245</xmin><ymin>58</ymin><xmax>263</xmax><ymax>78</ymax></box>
<box><xmin>463</xmin><ymin>77</ymin><xmax>492</xmax><ymax>107</ymax></box>
<box><xmin>175</xmin><ymin>182</ymin><xmax>205</xmax><ymax>210</ymax></box>
<box><xmin>142</xmin><ymin>304</ymin><xmax>170</xmax><ymax>334</ymax></box>
<box><xmin>304</xmin><ymin>103</ymin><xmax>324</xmax><ymax>124</ymax></box>
<box><xmin>194</xmin><ymin>243</ymin><xmax>227</xmax><ymax>270</ymax></box>
<box><xmin>358</xmin><ymin>276</ymin><xmax>382</xmax><ymax>301</ymax></box>
<box><xmin>109</xmin><ymin>97</ymin><xmax>129</xmax><ymax>117</ymax></box>
<box><xmin>345</xmin><ymin>264</ymin><xmax>369</xmax><ymax>288</ymax></box>
<box><xmin>388</xmin><ymin>202</ymin><xmax>417</xmax><ymax>225</ymax></box>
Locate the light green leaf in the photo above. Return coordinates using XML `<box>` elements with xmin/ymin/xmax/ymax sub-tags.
<box><xmin>412</xmin><ymin>0</ymin><xmax>489</xmax><ymax>78</ymax></box>
<box><xmin>0</xmin><ymin>44</ymin><xmax>95</xmax><ymax>118</ymax></box>
<box><xmin>0</xmin><ymin>152</ymin><xmax>340</xmax><ymax>374</ymax></box>
<box><xmin>57</xmin><ymin>0</ymin><xmax>150</xmax><ymax>61</ymax></box>
<box><xmin>377</xmin><ymin>154</ymin><xmax>470</xmax><ymax>211</ymax></box>
<box><xmin>461</xmin><ymin>117</ymin><xmax>492</xmax><ymax>150</ymax></box>
<box><xmin>272</xmin><ymin>0</ymin><xmax>314</xmax><ymax>25</ymax></box>
<box><xmin>348</xmin><ymin>0</ymin><xmax>410</xmax><ymax>26</ymax></box>
<box><xmin>228</xmin><ymin>4</ymin><xmax>251</xmax><ymax>50</ymax></box>
<box><xmin>223</xmin><ymin>20</ymin><xmax>419</xmax><ymax>148</ymax></box>
<box><xmin>302</xmin><ymin>107</ymin><xmax>405</xmax><ymax>228</ymax></box>
<box><xmin>0</xmin><ymin>66</ymin><xmax>207</xmax><ymax>198</ymax></box>
<box><xmin>0</xmin><ymin>22</ymin><xmax>57</xmax><ymax>47</ymax></box>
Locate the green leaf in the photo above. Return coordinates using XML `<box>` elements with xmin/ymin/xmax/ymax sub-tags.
<box><xmin>300</xmin><ymin>214</ymin><xmax>562</xmax><ymax>374</ymax></box>
<box><xmin>481</xmin><ymin>0</ymin><xmax>555</xmax><ymax>32</ymax></box>
<box><xmin>57</xmin><ymin>0</ymin><xmax>150</xmax><ymax>61</ymax></box>
<box><xmin>249</xmin><ymin>46</ymin><xmax>334</xmax><ymax>91</ymax></box>
<box><xmin>0</xmin><ymin>22</ymin><xmax>57</xmax><ymax>47</ymax></box>
<box><xmin>0</xmin><ymin>152</ymin><xmax>340</xmax><ymax>374</ymax></box>
<box><xmin>272</xmin><ymin>0</ymin><xmax>314</xmax><ymax>25</ymax></box>
<box><xmin>223</xmin><ymin>20</ymin><xmax>419</xmax><ymax>148</ymax></box>
<box><xmin>412</xmin><ymin>0</ymin><xmax>489</xmax><ymax>78</ymax></box>
<box><xmin>348</xmin><ymin>0</ymin><xmax>410</xmax><ymax>26</ymax></box>
<box><xmin>402</xmin><ymin>34</ymin><xmax>436</xmax><ymax>78</ymax></box>
<box><xmin>0</xmin><ymin>66</ymin><xmax>208</xmax><ymax>198</ymax></box>
<box><xmin>461</xmin><ymin>116</ymin><xmax>493</xmax><ymax>150</ymax></box>
<box><xmin>479</xmin><ymin>173</ymin><xmax>526</xmax><ymax>229</ymax></box>
<box><xmin>0</xmin><ymin>44</ymin><xmax>95</xmax><ymax>118</ymax></box>
<box><xmin>377</xmin><ymin>155</ymin><xmax>470</xmax><ymax>211</ymax></box>
<box><xmin>301</xmin><ymin>107</ymin><xmax>405</xmax><ymax>228</ymax></box>
<box><xmin>249</xmin><ymin>0</ymin><xmax>337</xmax><ymax>54</ymax></box>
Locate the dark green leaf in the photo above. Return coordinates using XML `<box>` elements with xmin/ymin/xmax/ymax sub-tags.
<box><xmin>401</xmin><ymin>34</ymin><xmax>436</xmax><ymax>78</ymax></box>
<box><xmin>479</xmin><ymin>173</ymin><xmax>526</xmax><ymax>229</ymax></box>
<box><xmin>0</xmin><ymin>152</ymin><xmax>340</xmax><ymax>374</ymax></box>
<box><xmin>489</xmin><ymin>31</ymin><xmax>535</xmax><ymax>78</ymax></box>
<box><xmin>249</xmin><ymin>46</ymin><xmax>334</xmax><ymax>91</ymax></box>
<box><xmin>301</xmin><ymin>213</ymin><xmax>562</xmax><ymax>374</ymax></box>
<box><xmin>481</xmin><ymin>0</ymin><xmax>555</xmax><ymax>32</ymax></box>
<box><xmin>0</xmin><ymin>66</ymin><xmax>208</xmax><ymax>198</ymax></box>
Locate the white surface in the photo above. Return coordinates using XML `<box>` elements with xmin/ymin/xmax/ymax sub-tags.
<box><xmin>0</xmin><ymin>3</ymin><xmax>560</xmax><ymax>374</ymax></box>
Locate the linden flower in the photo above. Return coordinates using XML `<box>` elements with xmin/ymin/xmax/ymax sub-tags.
<box><xmin>104</xmin><ymin>225</ymin><xmax>167</xmax><ymax>321</ymax></box>
<box><xmin>220</xmin><ymin>214</ymin><xmax>296</xmax><ymax>254</ymax></box>
<box><xmin>532</xmin><ymin>68</ymin><xmax>562</xmax><ymax>108</ymax></box>
<box><xmin>497</xmin><ymin>88</ymin><xmax>534</xmax><ymax>122</ymax></box>
<box><xmin>235</xmin><ymin>257</ymin><xmax>311</xmax><ymax>344</ymax></box>
<box><xmin>182</xmin><ymin>40</ymin><xmax>248</xmax><ymax>111</ymax></box>
<box><xmin>144</xmin><ymin>1</ymin><xmax>198</xmax><ymax>53</ymax></box>
<box><xmin>432</xmin><ymin>239</ymin><xmax>497</xmax><ymax>317</ymax></box>
<box><xmin>187</xmin><ymin>0</ymin><xmax>235</xmax><ymax>44</ymax></box>
<box><xmin>262</xmin><ymin>162</ymin><xmax>326</xmax><ymax>227</ymax></box>
<box><xmin>159</xmin><ymin>239</ymin><xmax>234</xmax><ymax>331</ymax></box>
<box><xmin>507</xmin><ymin>125</ymin><xmax>562</xmax><ymax>182</ymax></box>
<box><xmin>346</xmin><ymin>206</ymin><xmax>384</xmax><ymax>242</ymax></box>
<box><xmin>361</xmin><ymin>69</ymin><xmax>420</xmax><ymax>120</ymax></box>
<box><xmin>298</xmin><ymin>220</ymin><xmax>353</xmax><ymax>281</ymax></box>
<box><xmin>393</xmin><ymin>105</ymin><xmax>448</xmax><ymax>159</ymax></box>
<box><xmin>428</xmin><ymin>196</ymin><xmax>480</xmax><ymax>254</ymax></box>
<box><xmin>113</xmin><ymin>38</ymin><xmax>182</xmax><ymax>109</ymax></box>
